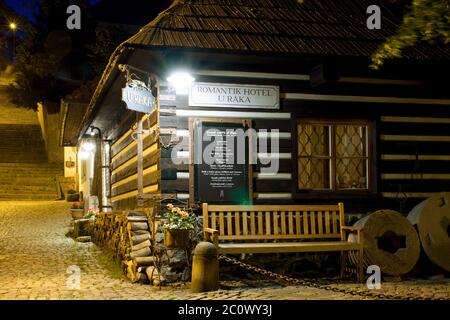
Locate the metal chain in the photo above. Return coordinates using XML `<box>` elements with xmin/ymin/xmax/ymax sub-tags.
<box><xmin>219</xmin><ymin>255</ymin><xmax>436</xmax><ymax>301</ymax></box>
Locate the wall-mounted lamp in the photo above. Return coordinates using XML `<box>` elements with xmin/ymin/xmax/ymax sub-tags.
<box><xmin>167</xmin><ymin>71</ymin><xmax>195</xmax><ymax>95</ymax></box>
<box><xmin>90</xmin><ymin>126</ymin><xmax>102</xmax><ymax>137</ymax></box>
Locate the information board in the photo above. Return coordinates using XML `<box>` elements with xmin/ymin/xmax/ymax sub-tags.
<box><xmin>193</xmin><ymin>121</ymin><xmax>250</xmax><ymax>204</ymax></box>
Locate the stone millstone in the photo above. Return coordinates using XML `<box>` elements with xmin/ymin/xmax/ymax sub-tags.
<box><xmin>407</xmin><ymin>193</ymin><xmax>450</xmax><ymax>272</ymax></box>
<box><xmin>348</xmin><ymin>209</ymin><xmax>420</xmax><ymax>276</ymax></box>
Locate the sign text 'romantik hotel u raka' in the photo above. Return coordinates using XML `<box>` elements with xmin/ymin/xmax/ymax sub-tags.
<box><xmin>189</xmin><ymin>82</ymin><xmax>280</xmax><ymax>109</ymax></box>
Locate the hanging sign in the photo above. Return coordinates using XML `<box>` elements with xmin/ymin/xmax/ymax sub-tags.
<box><xmin>122</xmin><ymin>81</ymin><xmax>156</xmax><ymax>114</ymax></box>
<box><xmin>189</xmin><ymin>82</ymin><xmax>280</xmax><ymax>109</ymax></box>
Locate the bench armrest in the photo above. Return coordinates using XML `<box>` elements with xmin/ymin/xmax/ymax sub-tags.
<box><xmin>204</xmin><ymin>228</ymin><xmax>219</xmax><ymax>247</ymax></box>
<box><xmin>341</xmin><ymin>226</ymin><xmax>363</xmax><ymax>232</ymax></box>
<box><xmin>204</xmin><ymin>227</ymin><xmax>219</xmax><ymax>235</ymax></box>
<box><xmin>341</xmin><ymin>226</ymin><xmax>364</xmax><ymax>244</ymax></box>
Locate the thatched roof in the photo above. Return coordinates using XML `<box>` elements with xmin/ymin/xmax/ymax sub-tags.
<box><xmin>77</xmin><ymin>0</ymin><xmax>450</xmax><ymax>139</ymax></box>
<box><xmin>125</xmin><ymin>0</ymin><xmax>450</xmax><ymax>60</ymax></box>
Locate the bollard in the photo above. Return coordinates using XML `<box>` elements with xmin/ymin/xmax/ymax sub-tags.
<box><xmin>191</xmin><ymin>242</ymin><xmax>219</xmax><ymax>293</ymax></box>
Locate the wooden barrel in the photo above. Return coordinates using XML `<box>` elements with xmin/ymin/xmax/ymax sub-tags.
<box><xmin>348</xmin><ymin>209</ymin><xmax>420</xmax><ymax>276</ymax></box>
<box><xmin>407</xmin><ymin>193</ymin><xmax>450</xmax><ymax>272</ymax></box>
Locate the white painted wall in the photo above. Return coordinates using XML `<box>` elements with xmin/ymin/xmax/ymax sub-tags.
<box><xmin>77</xmin><ymin>149</ymin><xmax>95</xmax><ymax>200</ymax></box>
<box><xmin>64</xmin><ymin>147</ymin><xmax>77</xmax><ymax>177</ymax></box>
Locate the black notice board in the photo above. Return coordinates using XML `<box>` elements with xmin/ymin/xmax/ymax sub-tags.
<box><xmin>193</xmin><ymin>121</ymin><xmax>250</xmax><ymax>204</ymax></box>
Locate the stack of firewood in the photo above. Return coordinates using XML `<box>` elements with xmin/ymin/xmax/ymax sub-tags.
<box><xmin>92</xmin><ymin>210</ymin><xmax>156</xmax><ymax>284</ymax></box>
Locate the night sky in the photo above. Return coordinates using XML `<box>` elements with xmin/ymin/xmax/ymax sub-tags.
<box><xmin>5</xmin><ymin>0</ymin><xmax>102</xmax><ymax>21</ymax></box>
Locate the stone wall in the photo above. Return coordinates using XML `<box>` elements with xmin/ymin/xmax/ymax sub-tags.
<box><xmin>37</xmin><ymin>102</ymin><xmax>64</xmax><ymax>164</ymax></box>
<box><xmin>148</xmin><ymin>219</ymin><xmax>199</xmax><ymax>285</ymax></box>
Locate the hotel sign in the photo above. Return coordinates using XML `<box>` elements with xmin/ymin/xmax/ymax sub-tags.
<box><xmin>189</xmin><ymin>82</ymin><xmax>279</xmax><ymax>109</ymax></box>
<box><xmin>122</xmin><ymin>84</ymin><xmax>156</xmax><ymax>114</ymax></box>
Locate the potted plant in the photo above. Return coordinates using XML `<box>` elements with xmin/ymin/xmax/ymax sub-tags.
<box><xmin>66</xmin><ymin>189</ymin><xmax>80</xmax><ymax>202</ymax></box>
<box><xmin>162</xmin><ymin>203</ymin><xmax>196</xmax><ymax>249</ymax></box>
<box><xmin>83</xmin><ymin>207</ymin><xmax>99</xmax><ymax>220</ymax></box>
<box><xmin>70</xmin><ymin>202</ymin><xmax>85</xmax><ymax>220</ymax></box>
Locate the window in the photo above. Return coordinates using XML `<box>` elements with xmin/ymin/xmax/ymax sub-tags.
<box><xmin>297</xmin><ymin>120</ymin><xmax>372</xmax><ymax>192</ymax></box>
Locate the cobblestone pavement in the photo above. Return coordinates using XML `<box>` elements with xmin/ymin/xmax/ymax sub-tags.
<box><xmin>0</xmin><ymin>201</ymin><xmax>448</xmax><ymax>300</ymax></box>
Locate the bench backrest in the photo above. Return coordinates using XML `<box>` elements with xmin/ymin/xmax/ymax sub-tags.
<box><xmin>202</xmin><ymin>203</ymin><xmax>346</xmax><ymax>241</ymax></box>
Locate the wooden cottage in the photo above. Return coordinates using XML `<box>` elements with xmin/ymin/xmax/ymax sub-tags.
<box><xmin>73</xmin><ymin>0</ymin><xmax>450</xmax><ymax>216</ymax></box>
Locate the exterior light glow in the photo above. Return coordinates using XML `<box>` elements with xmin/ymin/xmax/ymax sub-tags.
<box><xmin>79</xmin><ymin>150</ymin><xmax>89</xmax><ymax>160</ymax></box>
<box><xmin>81</xmin><ymin>141</ymin><xmax>95</xmax><ymax>152</ymax></box>
<box><xmin>9</xmin><ymin>22</ymin><xmax>16</xmax><ymax>30</ymax></box>
<box><xmin>167</xmin><ymin>72</ymin><xmax>195</xmax><ymax>95</ymax></box>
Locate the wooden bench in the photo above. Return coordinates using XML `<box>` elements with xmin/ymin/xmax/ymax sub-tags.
<box><xmin>202</xmin><ymin>203</ymin><xmax>364</xmax><ymax>281</ymax></box>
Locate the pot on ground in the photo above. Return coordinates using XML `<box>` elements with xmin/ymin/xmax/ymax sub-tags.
<box><xmin>164</xmin><ymin>229</ymin><xmax>191</xmax><ymax>249</ymax></box>
<box><xmin>70</xmin><ymin>209</ymin><xmax>84</xmax><ymax>220</ymax></box>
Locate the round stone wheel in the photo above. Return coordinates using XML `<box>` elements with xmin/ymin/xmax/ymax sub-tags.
<box><xmin>348</xmin><ymin>209</ymin><xmax>420</xmax><ymax>276</ymax></box>
<box><xmin>407</xmin><ymin>193</ymin><xmax>450</xmax><ymax>272</ymax></box>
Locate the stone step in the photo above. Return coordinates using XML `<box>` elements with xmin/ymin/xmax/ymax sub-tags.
<box><xmin>0</xmin><ymin>166</ymin><xmax>63</xmax><ymax>172</ymax></box>
<box><xmin>0</xmin><ymin>193</ymin><xmax>58</xmax><ymax>201</ymax></box>
<box><xmin>0</xmin><ymin>178</ymin><xmax>58</xmax><ymax>185</ymax></box>
<box><xmin>0</xmin><ymin>181</ymin><xmax>56</xmax><ymax>193</ymax></box>
<box><xmin>0</xmin><ymin>168</ymin><xmax>63</xmax><ymax>174</ymax></box>
<box><xmin>0</xmin><ymin>172</ymin><xmax>62</xmax><ymax>178</ymax></box>
<box><xmin>0</xmin><ymin>162</ymin><xmax>62</xmax><ymax>168</ymax></box>
<box><xmin>0</xmin><ymin>123</ymin><xmax>48</xmax><ymax>163</ymax></box>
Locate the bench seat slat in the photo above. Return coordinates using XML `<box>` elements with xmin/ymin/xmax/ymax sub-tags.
<box><xmin>219</xmin><ymin>212</ymin><xmax>225</xmax><ymax>236</ymax></box>
<box><xmin>310</xmin><ymin>211</ymin><xmax>316</xmax><ymax>235</ymax></box>
<box><xmin>332</xmin><ymin>211</ymin><xmax>337</xmax><ymax>234</ymax></box>
<box><xmin>265</xmin><ymin>211</ymin><xmax>271</xmax><ymax>235</ymax></box>
<box><xmin>303</xmin><ymin>212</ymin><xmax>309</xmax><ymax>235</ymax></box>
<box><xmin>211</xmin><ymin>212</ymin><xmax>216</xmax><ymax>231</ymax></box>
<box><xmin>288</xmin><ymin>211</ymin><xmax>293</xmax><ymax>235</ymax></box>
<box><xmin>281</xmin><ymin>211</ymin><xmax>286</xmax><ymax>235</ymax></box>
<box><xmin>235</xmin><ymin>211</ymin><xmax>241</xmax><ymax>236</ymax></box>
<box><xmin>250</xmin><ymin>212</ymin><xmax>256</xmax><ymax>235</ymax></box>
<box><xmin>273</xmin><ymin>211</ymin><xmax>279</xmax><ymax>235</ymax></box>
<box><xmin>242</xmin><ymin>212</ymin><xmax>248</xmax><ymax>236</ymax></box>
<box><xmin>218</xmin><ymin>241</ymin><xmax>360</xmax><ymax>254</ymax></box>
<box><xmin>325</xmin><ymin>211</ymin><xmax>331</xmax><ymax>234</ymax></box>
<box><xmin>257</xmin><ymin>212</ymin><xmax>263</xmax><ymax>235</ymax></box>
<box><xmin>317</xmin><ymin>211</ymin><xmax>323</xmax><ymax>235</ymax></box>
<box><xmin>295</xmin><ymin>212</ymin><xmax>301</xmax><ymax>235</ymax></box>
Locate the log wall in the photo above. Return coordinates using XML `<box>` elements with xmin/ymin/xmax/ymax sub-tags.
<box><xmin>109</xmin><ymin>111</ymin><xmax>160</xmax><ymax>210</ymax></box>
<box><xmin>158</xmin><ymin>69</ymin><xmax>450</xmax><ymax>213</ymax></box>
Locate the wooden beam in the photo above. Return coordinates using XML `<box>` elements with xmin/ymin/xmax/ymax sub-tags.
<box><xmin>381</xmin><ymin>173</ymin><xmax>450</xmax><ymax>180</ymax></box>
<box><xmin>381</xmin><ymin>135</ymin><xmax>450</xmax><ymax>142</ymax></box>
<box><xmin>381</xmin><ymin>116</ymin><xmax>450</xmax><ymax>124</ymax></box>
<box><xmin>111</xmin><ymin>143</ymin><xmax>159</xmax><ymax>175</ymax></box>
<box><xmin>381</xmin><ymin>154</ymin><xmax>450</xmax><ymax>161</ymax></box>
<box><xmin>382</xmin><ymin>192</ymin><xmax>441</xmax><ymax>198</ymax></box>
<box><xmin>111</xmin><ymin>184</ymin><xmax>159</xmax><ymax>202</ymax></box>
<box><xmin>112</xmin><ymin>164</ymin><xmax>158</xmax><ymax>188</ymax></box>
<box><xmin>283</xmin><ymin>93</ymin><xmax>450</xmax><ymax>105</ymax></box>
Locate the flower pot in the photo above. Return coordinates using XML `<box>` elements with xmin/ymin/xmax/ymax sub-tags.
<box><xmin>70</xmin><ymin>209</ymin><xmax>84</xmax><ymax>220</ymax></box>
<box><xmin>164</xmin><ymin>229</ymin><xmax>191</xmax><ymax>249</ymax></box>
<box><xmin>66</xmin><ymin>193</ymin><xmax>80</xmax><ymax>202</ymax></box>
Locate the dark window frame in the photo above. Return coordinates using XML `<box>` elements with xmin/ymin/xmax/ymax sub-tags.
<box><xmin>292</xmin><ymin>118</ymin><xmax>377</xmax><ymax>199</ymax></box>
